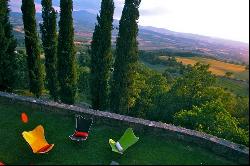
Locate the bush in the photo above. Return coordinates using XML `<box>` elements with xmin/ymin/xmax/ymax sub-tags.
<box><xmin>232</xmin><ymin>97</ymin><xmax>249</xmax><ymax>130</ymax></box>
<box><xmin>155</xmin><ymin>63</ymin><xmax>216</xmax><ymax>122</ymax></box>
<box><xmin>77</xmin><ymin>66</ymin><xmax>91</xmax><ymax>102</ymax></box>
<box><xmin>174</xmin><ymin>100</ymin><xmax>249</xmax><ymax>146</ymax></box>
<box><xmin>14</xmin><ymin>50</ymin><xmax>29</xmax><ymax>89</ymax></box>
<box><xmin>129</xmin><ymin>64</ymin><xmax>169</xmax><ymax>119</ymax></box>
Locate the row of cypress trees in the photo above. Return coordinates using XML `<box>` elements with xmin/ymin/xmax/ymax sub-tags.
<box><xmin>1</xmin><ymin>0</ymin><xmax>141</xmax><ymax>115</ymax></box>
<box><xmin>21</xmin><ymin>0</ymin><xmax>76</xmax><ymax>104</ymax></box>
<box><xmin>91</xmin><ymin>0</ymin><xmax>141</xmax><ymax>114</ymax></box>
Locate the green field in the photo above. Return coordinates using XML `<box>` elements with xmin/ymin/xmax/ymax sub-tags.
<box><xmin>141</xmin><ymin>61</ymin><xmax>168</xmax><ymax>73</ymax></box>
<box><xmin>216</xmin><ymin>77</ymin><xmax>249</xmax><ymax>97</ymax></box>
<box><xmin>0</xmin><ymin>98</ymin><xmax>238</xmax><ymax>165</ymax></box>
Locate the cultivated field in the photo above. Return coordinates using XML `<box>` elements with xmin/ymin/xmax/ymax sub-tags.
<box><xmin>174</xmin><ymin>57</ymin><xmax>249</xmax><ymax>81</ymax></box>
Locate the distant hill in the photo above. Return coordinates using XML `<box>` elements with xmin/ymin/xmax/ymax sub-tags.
<box><xmin>10</xmin><ymin>11</ymin><xmax>249</xmax><ymax>64</ymax></box>
<box><xmin>140</xmin><ymin>26</ymin><xmax>249</xmax><ymax>64</ymax></box>
<box><xmin>34</xmin><ymin>0</ymin><xmax>101</xmax><ymax>13</ymax></box>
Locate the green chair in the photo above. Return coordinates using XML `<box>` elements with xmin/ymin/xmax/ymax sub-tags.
<box><xmin>109</xmin><ymin>128</ymin><xmax>139</xmax><ymax>154</ymax></box>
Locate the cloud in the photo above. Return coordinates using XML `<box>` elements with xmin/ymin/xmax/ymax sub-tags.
<box><xmin>140</xmin><ymin>7</ymin><xmax>170</xmax><ymax>17</ymax></box>
<box><xmin>137</xmin><ymin>0</ymin><xmax>249</xmax><ymax>43</ymax></box>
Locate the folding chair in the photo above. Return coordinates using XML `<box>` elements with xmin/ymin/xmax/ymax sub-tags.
<box><xmin>109</xmin><ymin>128</ymin><xmax>139</xmax><ymax>154</ymax></box>
<box><xmin>69</xmin><ymin>115</ymin><xmax>93</xmax><ymax>141</ymax></box>
<box><xmin>22</xmin><ymin>125</ymin><xmax>54</xmax><ymax>154</ymax></box>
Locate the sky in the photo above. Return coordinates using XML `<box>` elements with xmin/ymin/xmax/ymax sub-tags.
<box><xmin>115</xmin><ymin>0</ymin><xmax>249</xmax><ymax>43</ymax></box>
<box><xmin>9</xmin><ymin>0</ymin><xmax>249</xmax><ymax>43</ymax></box>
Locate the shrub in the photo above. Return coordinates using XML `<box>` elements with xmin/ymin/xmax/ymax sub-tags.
<box><xmin>174</xmin><ymin>100</ymin><xmax>249</xmax><ymax>146</ymax></box>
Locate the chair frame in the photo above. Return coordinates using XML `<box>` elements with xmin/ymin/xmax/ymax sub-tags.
<box><xmin>69</xmin><ymin>115</ymin><xmax>93</xmax><ymax>142</ymax></box>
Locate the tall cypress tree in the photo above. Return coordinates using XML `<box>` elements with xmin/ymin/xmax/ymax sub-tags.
<box><xmin>90</xmin><ymin>0</ymin><xmax>114</xmax><ymax>110</ymax></box>
<box><xmin>110</xmin><ymin>0</ymin><xmax>141</xmax><ymax>114</ymax></box>
<box><xmin>40</xmin><ymin>0</ymin><xmax>58</xmax><ymax>101</ymax></box>
<box><xmin>0</xmin><ymin>0</ymin><xmax>17</xmax><ymax>92</ymax></box>
<box><xmin>21</xmin><ymin>0</ymin><xmax>43</xmax><ymax>97</ymax></box>
<box><xmin>57</xmin><ymin>0</ymin><xmax>77</xmax><ymax>104</ymax></box>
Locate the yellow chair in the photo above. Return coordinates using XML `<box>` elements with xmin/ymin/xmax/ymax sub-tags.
<box><xmin>22</xmin><ymin>125</ymin><xmax>54</xmax><ymax>154</ymax></box>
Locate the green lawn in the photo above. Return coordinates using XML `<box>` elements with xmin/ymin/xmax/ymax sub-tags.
<box><xmin>0</xmin><ymin>99</ymin><xmax>238</xmax><ymax>165</ymax></box>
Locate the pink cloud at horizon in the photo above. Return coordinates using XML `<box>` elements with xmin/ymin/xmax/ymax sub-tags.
<box><xmin>35</xmin><ymin>3</ymin><xmax>42</xmax><ymax>12</ymax></box>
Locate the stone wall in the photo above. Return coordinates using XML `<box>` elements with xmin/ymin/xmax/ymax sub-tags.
<box><xmin>0</xmin><ymin>91</ymin><xmax>249</xmax><ymax>164</ymax></box>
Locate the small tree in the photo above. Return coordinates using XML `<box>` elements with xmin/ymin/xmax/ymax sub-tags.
<box><xmin>21</xmin><ymin>0</ymin><xmax>43</xmax><ymax>97</ymax></box>
<box><xmin>40</xmin><ymin>0</ymin><xmax>58</xmax><ymax>101</ymax></box>
<box><xmin>77</xmin><ymin>66</ymin><xmax>91</xmax><ymax>102</ymax></box>
<box><xmin>225</xmin><ymin>72</ymin><xmax>233</xmax><ymax>78</ymax></box>
<box><xmin>245</xmin><ymin>65</ymin><xmax>249</xmax><ymax>71</ymax></box>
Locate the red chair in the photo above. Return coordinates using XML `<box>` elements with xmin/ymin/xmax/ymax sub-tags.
<box><xmin>69</xmin><ymin>115</ymin><xmax>93</xmax><ymax>141</ymax></box>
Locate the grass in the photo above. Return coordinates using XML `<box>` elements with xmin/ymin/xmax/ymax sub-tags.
<box><xmin>141</xmin><ymin>61</ymin><xmax>168</xmax><ymax>73</ymax></box>
<box><xmin>175</xmin><ymin>56</ymin><xmax>249</xmax><ymax>81</ymax></box>
<box><xmin>0</xmin><ymin>98</ymin><xmax>239</xmax><ymax>165</ymax></box>
<box><xmin>234</xmin><ymin>71</ymin><xmax>249</xmax><ymax>82</ymax></box>
<box><xmin>216</xmin><ymin>77</ymin><xmax>249</xmax><ymax>97</ymax></box>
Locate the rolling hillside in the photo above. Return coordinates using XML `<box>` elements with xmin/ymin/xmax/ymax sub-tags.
<box><xmin>140</xmin><ymin>54</ymin><xmax>249</xmax><ymax>97</ymax></box>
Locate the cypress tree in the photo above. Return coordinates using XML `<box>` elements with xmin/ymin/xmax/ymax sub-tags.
<box><xmin>40</xmin><ymin>0</ymin><xmax>58</xmax><ymax>101</ymax></box>
<box><xmin>57</xmin><ymin>0</ymin><xmax>77</xmax><ymax>104</ymax></box>
<box><xmin>90</xmin><ymin>0</ymin><xmax>114</xmax><ymax>110</ymax></box>
<box><xmin>21</xmin><ymin>0</ymin><xmax>43</xmax><ymax>97</ymax></box>
<box><xmin>110</xmin><ymin>0</ymin><xmax>141</xmax><ymax>114</ymax></box>
<box><xmin>0</xmin><ymin>0</ymin><xmax>17</xmax><ymax>92</ymax></box>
